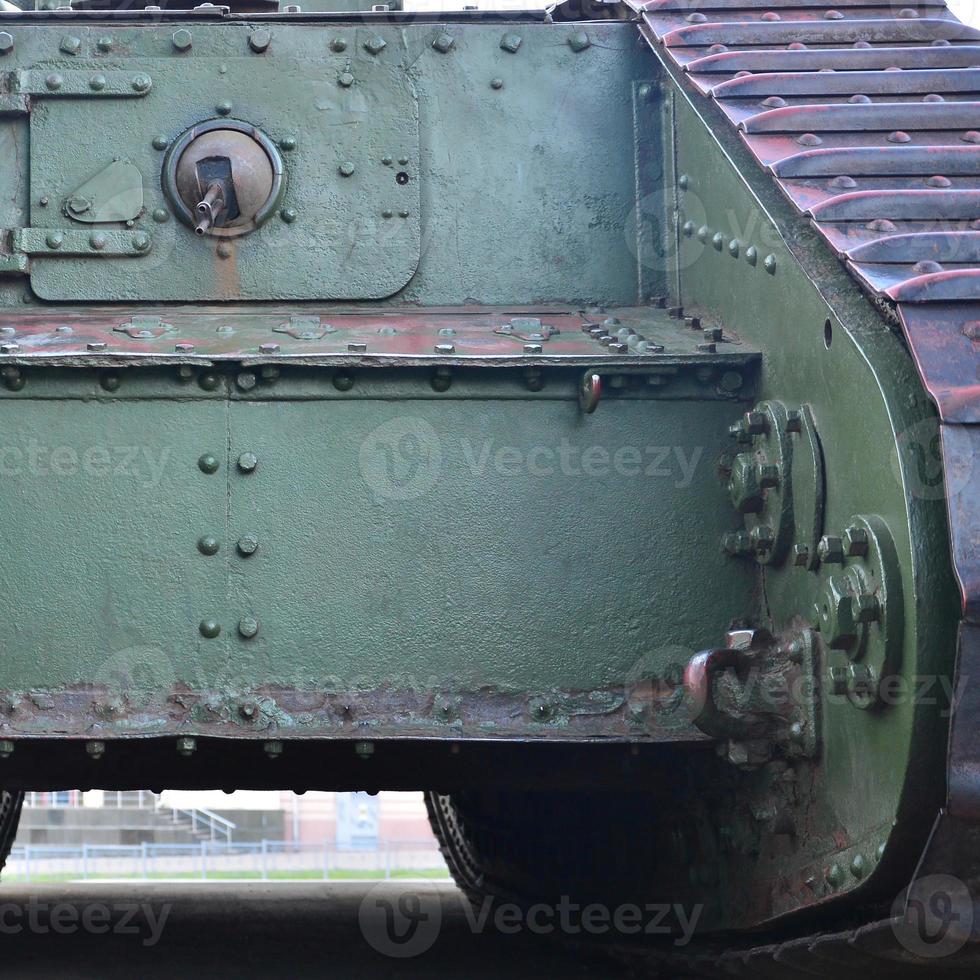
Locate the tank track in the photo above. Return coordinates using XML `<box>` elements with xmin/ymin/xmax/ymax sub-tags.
<box><xmin>427</xmin><ymin>791</ymin><xmax>980</xmax><ymax>974</ymax></box>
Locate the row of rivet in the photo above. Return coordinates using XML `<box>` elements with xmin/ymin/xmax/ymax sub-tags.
<box><xmin>680</xmin><ymin>220</ymin><xmax>777</xmax><ymax>275</ymax></box>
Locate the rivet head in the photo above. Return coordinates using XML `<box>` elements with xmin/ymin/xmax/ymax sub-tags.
<box><xmin>764</xmin><ymin>254</ymin><xmax>777</xmax><ymax>274</ymax></box>
<box><xmin>249</xmin><ymin>29</ymin><xmax>272</xmax><ymax>53</ymax></box>
<box><xmin>131</xmin><ymin>74</ymin><xmax>152</xmax><ymax>93</ymax></box>
<box><xmin>89</xmin><ymin>74</ymin><xmax>107</xmax><ymax>91</ymax></box>
<box><xmin>237</xmin><ymin>452</ymin><xmax>258</xmax><ymax>473</ymax></box>
<box><xmin>568</xmin><ymin>31</ymin><xmax>591</xmax><ymax>53</ymax></box>
<box><xmin>280</xmin><ymin>207</ymin><xmax>298</xmax><ymax>223</ymax></box>
<box><xmin>216</xmin><ymin>243</ymin><xmax>232</xmax><ymax>259</ymax></box>
<box><xmin>45</xmin><ymin>232</ymin><xmax>64</xmax><ymax>250</ymax></box>
<box><xmin>216</xmin><ymin>101</ymin><xmax>233</xmax><ymax>116</ymax></box>
<box><xmin>728</xmin><ymin>238</ymin><xmax>740</xmax><ymax>257</ymax></box>
<box><xmin>45</xmin><ymin>73</ymin><xmax>64</xmax><ymax>91</ymax></box>
<box><xmin>100</xmin><ymin>373</ymin><xmax>120</xmax><ymax>392</ymax></box>
<box><xmin>364</xmin><ymin>36</ymin><xmax>387</xmax><ymax>55</ymax></box>
<box><xmin>500</xmin><ymin>32</ymin><xmax>522</xmax><ymax>53</ymax></box>
<box><xmin>87</xmin><ymin>341</ymin><xmax>107</xmax><ymax>351</ymax></box>
<box><xmin>432</xmin><ymin>33</ymin><xmax>455</xmax><ymax>54</ymax></box>
<box><xmin>97</xmin><ymin>36</ymin><xmax>112</xmax><ymax>53</ymax></box>
<box><xmin>237</xmin><ymin>534</ymin><xmax>259</xmax><ymax>556</ymax></box>
<box><xmin>338</xmin><ymin>72</ymin><xmax>354</xmax><ymax>88</ymax></box>
<box><xmin>279</xmin><ymin>136</ymin><xmax>297</xmax><ymax>151</ymax></box>
<box><xmin>238</xmin><ymin>617</ymin><xmax>260</xmax><ymax>639</ymax></box>
<box><xmin>434</xmin><ymin>342</ymin><xmax>456</xmax><ymax>354</ymax></box>
<box><xmin>745</xmin><ymin>245</ymin><xmax>757</xmax><ymax>265</ymax></box>
<box><xmin>0</xmin><ymin>32</ymin><xmax>13</xmax><ymax>55</ymax></box>
<box><xmin>133</xmin><ymin>233</ymin><xmax>151</xmax><ymax>252</ymax></box>
<box><xmin>152</xmin><ymin>208</ymin><xmax>170</xmax><ymax>223</ymax></box>
<box><xmin>172</xmin><ymin>29</ymin><xmax>192</xmax><ymax>51</ymax></box>
<box><xmin>678</xmin><ymin>174</ymin><xmax>689</xmax><ymax>190</ymax></box>
<box><xmin>152</xmin><ymin>135</ymin><xmax>169</xmax><ymax>151</ymax></box>
<box><xmin>86</xmin><ymin>740</ymin><xmax>106</xmax><ymax>760</ymax></box>
<box><xmin>681</xmin><ymin>221</ymin><xmax>694</xmax><ymax>236</ymax></box>
<box><xmin>60</xmin><ymin>35</ymin><xmax>81</xmax><ymax>56</ymax></box>
<box><xmin>259</xmin><ymin>342</ymin><xmax>280</xmax><ymax>354</ymax></box>
<box><xmin>89</xmin><ymin>233</ymin><xmax>107</xmax><ymax>251</ymax></box>
<box><xmin>490</xmin><ymin>77</ymin><xmax>504</xmax><ymax>90</ymax></box>
<box><xmin>197</xmin><ymin>535</ymin><xmax>220</xmax><ymax>556</ymax></box>
<box><xmin>198</xmin><ymin>453</ymin><xmax>220</xmax><ymax>474</ymax></box>
<box><xmin>712</xmin><ymin>232</ymin><xmax>724</xmax><ymax>250</ymax></box>
<box><xmin>198</xmin><ymin>372</ymin><xmax>220</xmax><ymax>391</ymax></box>
<box><xmin>850</xmin><ymin>853</ymin><xmax>868</xmax><ymax>879</ymax></box>
<box><xmin>237</xmin><ymin>371</ymin><xmax>257</xmax><ymax>391</ymax></box>
<box><xmin>826</xmin><ymin>863</ymin><xmax>845</xmax><ymax>887</ymax></box>
<box><xmin>199</xmin><ymin>620</ymin><xmax>221</xmax><ymax>639</ymax></box>
<box><xmin>797</xmin><ymin>133</ymin><xmax>822</xmax><ymax>146</ymax></box>
<box><xmin>887</xmin><ymin>130</ymin><xmax>912</xmax><ymax>144</ymax></box>
<box><xmin>697</xmin><ymin>226</ymin><xmax>709</xmax><ymax>242</ymax></box>
<box><xmin>338</xmin><ymin>161</ymin><xmax>355</xmax><ymax>177</ymax></box>
<box><xmin>330</xmin><ymin>37</ymin><xmax>347</xmax><ymax>52</ymax></box>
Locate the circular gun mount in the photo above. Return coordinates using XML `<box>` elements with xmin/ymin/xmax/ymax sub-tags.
<box><xmin>162</xmin><ymin>120</ymin><xmax>284</xmax><ymax>238</ymax></box>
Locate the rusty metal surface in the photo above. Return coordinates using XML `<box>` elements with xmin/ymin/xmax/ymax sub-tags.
<box><xmin>0</xmin><ymin>681</ymin><xmax>707</xmax><ymax>743</ymax></box>
<box><xmin>0</xmin><ymin>305</ymin><xmax>752</xmax><ymax>368</ymax></box>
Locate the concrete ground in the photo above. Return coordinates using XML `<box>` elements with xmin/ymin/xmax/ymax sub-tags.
<box><xmin>0</xmin><ymin>882</ymin><xmax>629</xmax><ymax>978</ymax></box>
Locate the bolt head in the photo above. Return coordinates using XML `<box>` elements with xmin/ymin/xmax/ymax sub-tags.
<box><xmin>249</xmin><ymin>29</ymin><xmax>272</xmax><ymax>53</ymax></box>
<box><xmin>355</xmin><ymin>741</ymin><xmax>375</xmax><ymax>758</ymax></box>
<box><xmin>197</xmin><ymin>535</ymin><xmax>220</xmax><ymax>556</ymax></box>
<box><xmin>338</xmin><ymin>71</ymin><xmax>354</xmax><ymax>88</ymax></box>
<box><xmin>843</xmin><ymin>525</ymin><xmax>869</xmax><ymax>557</ymax></box>
<box><xmin>821</xmin><ymin>576</ymin><xmax>857</xmax><ymax>649</ymax></box>
<box><xmin>743</xmin><ymin>410</ymin><xmax>767</xmax><ymax>435</ymax></box>
<box><xmin>238</xmin><ymin>617</ymin><xmax>260</xmax><ymax>639</ymax></box>
<box><xmin>237</xmin><ymin>534</ymin><xmax>259</xmax><ymax>556</ymax></box>
<box><xmin>86</xmin><ymin>740</ymin><xmax>106</xmax><ymax>759</ymax></box>
<box><xmin>500</xmin><ymin>33</ymin><xmax>522</xmax><ymax>53</ymax></box>
<box><xmin>364</xmin><ymin>36</ymin><xmax>387</xmax><ymax>55</ymax></box>
<box><xmin>237</xmin><ymin>452</ymin><xmax>258</xmax><ymax>473</ymax></box>
<box><xmin>236</xmin><ymin>371</ymin><xmax>257</xmax><ymax>392</ymax></box>
<box><xmin>728</xmin><ymin>453</ymin><xmax>764</xmax><ymax>514</ymax></box>
<box><xmin>432</xmin><ymin>33</ymin><xmax>455</xmax><ymax>53</ymax></box>
<box><xmin>60</xmin><ymin>35</ymin><xmax>81</xmax><ymax>56</ymax></box>
<box><xmin>239</xmin><ymin>702</ymin><xmax>257</xmax><ymax>719</ymax></box>
<box><xmin>722</xmin><ymin>530</ymin><xmax>752</xmax><ymax>557</ymax></box>
<box><xmin>338</xmin><ymin>161</ymin><xmax>355</xmax><ymax>177</ymax></box>
<box><xmin>333</xmin><ymin>372</ymin><xmax>354</xmax><ymax>392</ymax></box>
<box><xmin>0</xmin><ymin>33</ymin><xmax>13</xmax><ymax>55</ymax></box>
<box><xmin>826</xmin><ymin>863</ymin><xmax>845</xmax><ymax>887</ymax></box>
<box><xmin>793</xmin><ymin>543</ymin><xmax>809</xmax><ymax>566</ymax></box>
<box><xmin>172</xmin><ymin>29</ymin><xmax>192</xmax><ymax>51</ymax></box>
<box><xmin>568</xmin><ymin>31</ymin><xmax>591</xmax><ymax>52</ymax></box>
<box><xmin>817</xmin><ymin>535</ymin><xmax>845</xmax><ymax>564</ymax></box>
<box><xmin>850</xmin><ymin>853</ymin><xmax>868</xmax><ymax>879</ymax></box>
<box><xmin>758</xmin><ymin>463</ymin><xmax>780</xmax><ymax>489</ymax></box>
<box><xmin>199</xmin><ymin>620</ymin><xmax>221</xmax><ymax>639</ymax></box>
<box><xmin>199</xmin><ymin>372</ymin><xmax>220</xmax><ymax>391</ymax></box>
<box><xmin>198</xmin><ymin>453</ymin><xmax>220</xmax><ymax>474</ymax></box>
<box><xmin>264</xmin><ymin>740</ymin><xmax>283</xmax><ymax>759</ymax></box>
<box><xmin>750</xmin><ymin>524</ymin><xmax>775</xmax><ymax>553</ymax></box>
<box><xmin>177</xmin><ymin>737</ymin><xmax>197</xmax><ymax>757</ymax></box>
<box><xmin>851</xmin><ymin>593</ymin><xmax>880</xmax><ymax>624</ymax></box>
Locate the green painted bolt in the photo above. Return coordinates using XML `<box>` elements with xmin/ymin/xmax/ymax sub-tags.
<box><xmin>97</xmin><ymin>36</ymin><xmax>113</xmax><ymax>52</ymax></box>
<box><xmin>0</xmin><ymin>33</ymin><xmax>14</xmax><ymax>56</ymax></box>
<box><xmin>758</xmin><ymin>463</ymin><xmax>780</xmax><ymax>488</ymax></box>
<box><xmin>728</xmin><ymin>454</ymin><xmax>764</xmax><ymax>514</ymax></box>
<box><xmin>0</xmin><ymin>740</ymin><xmax>14</xmax><ymax>759</ymax></box>
<box><xmin>338</xmin><ymin>72</ymin><xmax>354</xmax><ymax>88</ymax></box>
<box><xmin>432</xmin><ymin>33</ymin><xmax>455</xmax><ymax>53</ymax></box>
<box><xmin>216</xmin><ymin>101</ymin><xmax>233</xmax><ymax>116</ymax></box>
<box><xmin>45</xmin><ymin>232</ymin><xmax>63</xmax><ymax>250</ymax></box>
<box><xmin>720</xmin><ymin>370</ymin><xmax>743</xmax><ymax>391</ymax></box>
<box><xmin>239</xmin><ymin>702</ymin><xmax>257</xmax><ymax>719</ymax></box>
<box><xmin>330</xmin><ymin>37</ymin><xmax>347</xmax><ymax>52</ymax></box>
<box><xmin>280</xmin><ymin>136</ymin><xmax>297</xmax><ymax>152</ymax></box>
<box><xmin>237</xmin><ymin>534</ymin><xmax>259</xmax><ymax>556</ymax></box>
<box><xmin>46</xmin><ymin>74</ymin><xmax>64</xmax><ymax>91</ymax></box>
<box><xmin>728</xmin><ymin>238</ymin><xmax>740</xmax><ymax>257</ymax></box>
<box><xmin>500</xmin><ymin>33</ymin><xmax>522</xmax><ymax>53</ymax></box>
<box><xmin>678</xmin><ymin>174</ymin><xmax>689</xmax><ymax>190</ymax></box>
<box><xmin>237</xmin><ymin>452</ymin><xmax>258</xmax><ymax>473</ymax></box>
<box><xmin>152</xmin><ymin>135</ymin><xmax>169</xmax><ymax>151</ymax></box>
<box><xmin>89</xmin><ymin>74</ymin><xmax>107</xmax><ymax>92</ymax></box>
<box><xmin>131</xmin><ymin>74</ymin><xmax>152</xmax><ymax>93</ymax></box>
<box><xmin>764</xmin><ymin>254</ymin><xmax>777</xmax><ymax>274</ymax></box>
<box><xmin>133</xmin><ymin>233</ymin><xmax>151</xmax><ymax>252</ymax></box>
<box><xmin>843</xmin><ymin>525</ymin><xmax>869</xmax><ymax>557</ymax></box>
<box><xmin>236</xmin><ymin>371</ymin><xmax>257</xmax><ymax>391</ymax></box>
<box><xmin>280</xmin><ymin>208</ymin><xmax>298</xmax><ymax>224</ymax></box>
<box><xmin>697</xmin><ymin>226</ymin><xmax>709</xmax><ymax>242</ymax></box>
<box><xmin>264</xmin><ymin>740</ymin><xmax>283</xmax><ymax>759</ymax></box>
<box><xmin>199</xmin><ymin>372</ymin><xmax>220</xmax><ymax>391</ymax></box>
<box><xmin>177</xmin><ymin>737</ymin><xmax>197</xmax><ymax>757</ymax></box>
<box><xmin>249</xmin><ymin>29</ymin><xmax>272</xmax><ymax>53</ymax></box>
<box><xmin>722</xmin><ymin>530</ymin><xmax>752</xmax><ymax>557</ymax></box>
<box><xmin>793</xmin><ymin>543</ymin><xmax>809</xmax><ymax>566</ymax></box>
<box><xmin>197</xmin><ymin>535</ymin><xmax>220</xmax><ymax>556</ymax></box>
<box><xmin>364</xmin><ymin>36</ymin><xmax>387</xmax><ymax>55</ymax></box>
<box><xmin>199</xmin><ymin>620</ymin><xmax>221</xmax><ymax>639</ymax></box>
<box><xmin>850</xmin><ymin>853</ymin><xmax>868</xmax><ymax>879</ymax></box>
<box><xmin>851</xmin><ymin>593</ymin><xmax>880</xmax><ymax>624</ymax></box>
<box><xmin>60</xmin><ymin>35</ymin><xmax>81</xmax><ymax>56</ymax></box>
<box><xmin>198</xmin><ymin>453</ymin><xmax>220</xmax><ymax>474</ymax></box>
<box><xmin>216</xmin><ymin>243</ymin><xmax>232</xmax><ymax>259</ymax></box>
<box><xmin>86</xmin><ymin>740</ymin><xmax>105</xmax><ymax>760</ymax></box>
<box><xmin>100</xmin><ymin>374</ymin><xmax>121</xmax><ymax>393</ymax></box>
<box><xmin>826</xmin><ymin>863</ymin><xmax>845</xmax><ymax>888</ymax></box>
<box><xmin>712</xmin><ymin>232</ymin><xmax>725</xmax><ymax>250</ymax></box>
<box><xmin>568</xmin><ymin>31</ymin><xmax>591</xmax><ymax>53</ymax></box>
<box><xmin>172</xmin><ymin>29</ymin><xmax>192</xmax><ymax>51</ymax></box>
<box><xmin>785</xmin><ymin>409</ymin><xmax>803</xmax><ymax>433</ymax></box>
<box><xmin>152</xmin><ymin>208</ymin><xmax>170</xmax><ymax>223</ymax></box>
<box><xmin>490</xmin><ymin>78</ymin><xmax>504</xmax><ymax>90</ymax></box>
<box><xmin>750</xmin><ymin>525</ymin><xmax>775</xmax><ymax>554</ymax></box>
<box><xmin>338</xmin><ymin>161</ymin><xmax>355</xmax><ymax>177</ymax></box>
<box><xmin>239</xmin><ymin>617</ymin><xmax>260</xmax><ymax>639</ymax></box>
<box><xmin>333</xmin><ymin>372</ymin><xmax>354</xmax><ymax>392</ymax></box>
<box><xmin>745</xmin><ymin>245</ymin><xmax>758</xmax><ymax>265</ymax></box>
<box><xmin>89</xmin><ymin>233</ymin><xmax>107</xmax><ymax>252</ymax></box>
<box><xmin>817</xmin><ymin>535</ymin><xmax>845</xmax><ymax>564</ymax></box>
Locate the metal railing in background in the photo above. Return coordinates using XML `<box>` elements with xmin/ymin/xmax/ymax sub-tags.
<box><xmin>3</xmin><ymin>839</ymin><xmax>448</xmax><ymax>884</ymax></box>
<box><xmin>164</xmin><ymin>805</ymin><xmax>237</xmax><ymax>844</ymax></box>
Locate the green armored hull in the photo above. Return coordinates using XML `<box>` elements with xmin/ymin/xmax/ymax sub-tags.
<box><xmin>1</xmin><ymin>0</ymin><xmax>979</xmax><ymax>962</ymax></box>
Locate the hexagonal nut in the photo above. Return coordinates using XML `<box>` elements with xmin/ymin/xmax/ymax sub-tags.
<box><xmin>851</xmin><ymin>593</ymin><xmax>880</xmax><ymax>624</ymax></box>
<box><xmin>728</xmin><ymin>453</ymin><xmax>764</xmax><ymax>514</ymax></box>
<box><xmin>750</xmin><ymin>524</ymin><xmax>775</xmax><ymax>554</ymax></box>
<box><xmin>820</xmin><ymin>575</ymin><xmax>857</xmax><ymax>650</ymax></box>
<box><xmin>742</xmin><ymin>410</ymin><xmax>767</xmax><ymax>435</ymax></box>
<box><xmin>817</xmin><ymin>535</ymin><xmax>844</xmax><ymax>564</ymax></box>
<box><xmin>843</xmin><ymin>525</ymin><xmax>869</xmax><ymax>557</ymax></box>
<box><xmin>758</xmin><ymin>462</ymin><xmax>780</xmax><ymax>489</ymax></box>
<box><xmin>792</xmin><ymin>543</ymin><xmax>809</xmax><ymax>567</ymax></box>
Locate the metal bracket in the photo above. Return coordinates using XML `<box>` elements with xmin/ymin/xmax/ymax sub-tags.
<box><xmin>12</xmin><ymin>70</ymin><xmax>153</xmax><ymax>99</ymax></box>
<box><xmin>12</xmin><ymin>228</ymin><xmax>152</xmax><ymax>257</ymax></box>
